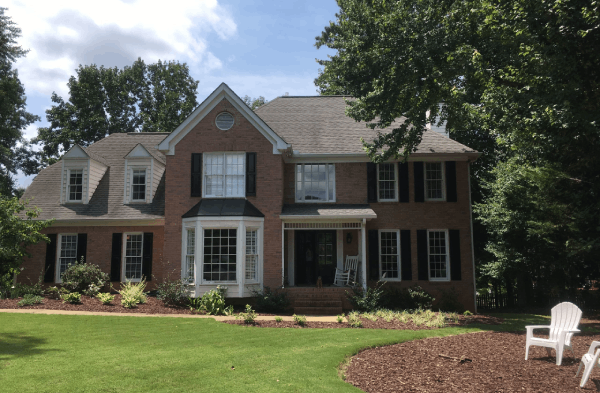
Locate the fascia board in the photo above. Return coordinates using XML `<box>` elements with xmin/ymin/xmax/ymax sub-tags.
<box><xmin>279</xmin><ymin>214</ymin><xmax>377</xmax><ymax>220</ymax></box>
<box><xmin>63</xmin><ymin>145</ymin><xmax>89</xmax><ymax>159</ymax></box>
<box><xmin>285</xmin><ymin>152</ymin><xmax>481</xmax><ymax>163</ymax></box>
<box><xmin>49</xmin><ymin>218</ymin><xmax>165</xmax><ymax>227</ymax></box>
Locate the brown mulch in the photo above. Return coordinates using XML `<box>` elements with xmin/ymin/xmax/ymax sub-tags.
<box><xmin>344</xmin><ymin>331</ymin><xmax>600</xmax><ymax>392</ymax></box>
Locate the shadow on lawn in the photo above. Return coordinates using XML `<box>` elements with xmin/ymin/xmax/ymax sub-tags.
<box><xmin>0</xmin><ymin>333</ymin><xmax>59</xmax><ymax>368</ymax></box>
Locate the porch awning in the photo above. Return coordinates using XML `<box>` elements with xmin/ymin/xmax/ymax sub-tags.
<box><xmin>182</xmin><ymin>199</ymin><xmax>264</xmax><ymax>218</ymax></box>
<box><xmin>280</xmin><ymin>204</ymin><xmax>377</xmax><ymax>220</ymax></box>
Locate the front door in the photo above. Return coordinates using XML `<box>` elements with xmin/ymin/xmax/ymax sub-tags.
<box><xmin>295</xmin><ymin>230</ymin><xmax>336</xmax><ymax>286</ymax></box>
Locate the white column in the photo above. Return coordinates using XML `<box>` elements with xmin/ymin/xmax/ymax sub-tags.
<box><xmin>361</xmin><ymin>219</ymin><xmax>367</xmax><ymax>292</ymax></box>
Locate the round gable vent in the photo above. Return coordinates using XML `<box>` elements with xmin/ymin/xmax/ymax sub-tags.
<box><xmin>216</xmin><ymin>112</ymin><xmax>235</xmax><ymax>130</ymax></box>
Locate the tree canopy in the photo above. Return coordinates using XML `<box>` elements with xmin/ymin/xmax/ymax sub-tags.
<box><xmin>34</xmin><ymin>59</ymin><xmax>199</xmax><ymax>167</ymax></box>
<box><xmin>242</xmin><ymin>95</ymin><xmax>268</xmax><ymax>111</ymax></box>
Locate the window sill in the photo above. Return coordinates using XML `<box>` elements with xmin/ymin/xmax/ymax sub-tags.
<box><xmin>424</xmin><ymin>199</ymin><xmax>446</xmax><ymax>202</ymax></box>
<box><xmin>294</xmin><ymin>200</ymin><xmax>336</xmax><ymax>204</ymax></box>
<box><xmin>429</xmin><ymin>278</ymin><xmax>450</xmax><ymax>282</ymax></box>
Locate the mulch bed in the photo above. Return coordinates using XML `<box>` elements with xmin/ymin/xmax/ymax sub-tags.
<box><xmin>344</xmin><ymin>331</ymin><xmax>600</xmax><ymax>392</ymax></box>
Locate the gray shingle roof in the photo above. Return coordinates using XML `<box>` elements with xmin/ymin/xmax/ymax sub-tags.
<box><xmin>255</xmin><ymin>96</ymin><xmax>477</xmax><ymax>155</ymax></box>
<box><xmin>280</xmin><ymin>204</ymin><xmax>377</xmax><ymax>219</ymax></box>
<box><xmin>22</xmin><ymin>133</ymin><xmax>169</xmax><ymax>221</ymax></box>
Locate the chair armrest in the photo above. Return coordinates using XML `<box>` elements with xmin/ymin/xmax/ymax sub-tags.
<box><xmin>590</xmin><ymin>341</ymin><xmax>600</xmax><ymax>355</ymax></box>
<box><xmin>525</xmin><ymin>325</ymin><xmax>550</xmax><ymax>331</ymax></box>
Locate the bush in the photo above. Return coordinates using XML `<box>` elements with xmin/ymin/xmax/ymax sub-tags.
<box><xmin>156</xmin><ymin>277</ymin><xmax>189</xmax><ymax>306</ymax></box>
<box><xmin>346</xmin><ymin>281</ymin><xmax>386</xmax><ymax>312</ymax></box>
<box><xmin>45</xmin><ymin>286</ymin><xmax>69</xmax><ymax>299</ymax></box>
<box><xmin>407</xmin><ymin>286</ymin><xmax>435</xmax><ymax>310</ymax></box>
<box><xmin>380</xmin><ymin>285</ymin><xmax>435</xmax><ymax>310</ymax></box>
<box><xmin>463</xmin><ymin>310</ymin><xmax>473</xmax><ymax>316</ymax></box>
<box><xmin>118</xmin><ymin>279</ymin><xmax>148</xmax><ymax>309</ymax></box>
<box><xmin>293</xmin><ymin>314</ymin><xmax>307</xmax><ymax>327</ymax></box>
<box><xmin>61</xmin><ymin>259</ymin><xmax>109</xmax><ymax>295</ymax></box>
<box><xmin>96</xmin><ymin>292</ymin><xmax>115</xmax><ymax>305</ymax></box>
<box><xmin>347</xmin><ymin>311</ymin><xmax>363</xmax><ymax>328</ymax></box>
<box><xmin>275</xmin><ymin>316</ymin><xmax>283</xmax><ymax>323</ymax></box>
<box><xmin>253</xmin><ymin>286</ymin><xmax>290</xmax><ymax>313</ymax></box>
<box><xmin>237</xmin><ymin>304</ymin><xmax>257</xmax><ymax>324</ymax></box>
<box><xmin>436</xmin><ymin>288</ymin><xmax>464</xmax><ymax>313</ymax></box>
<box><xmin>337</xmin><ymin>314</ymin><xmax>344</xmax><ymax>323</ymax></box>
<box><xmin>17</xmin><ymin>294</ymin><xmax>44</xmax><ymax>307</ymax></box>
<box><xmin>200</xmin><ymin>286</ymin><xmax>227</xmax><ymax>315</ymax></box>
<box><xmin>9</xmin><ymin>275</ymin><xmax>44</xmax><ymax>299</ymax></box>
<box><xmin>61</xmin><ymin>292</ymin><xmax>81</xmax><ymax>304</ymax></box>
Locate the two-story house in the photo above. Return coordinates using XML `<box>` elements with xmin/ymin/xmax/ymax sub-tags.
<box><xmin>20</xmin><ymin>83</ymin><xmax>480</xmax><ymax>312</ymax></box>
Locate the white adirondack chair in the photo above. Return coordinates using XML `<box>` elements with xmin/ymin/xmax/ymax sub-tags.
<box><xmin>576</xmin><ymin>341</ymin><xmax>600</xmax><ymax>387</ymax></box>
<box><xmin>524</xmin><ymin>301</ymin><xmax>582</xmax><ymax>365</ymax></box>
<box><xmin>333</xmin><ymin>255</ymin><xmax>359</xmax><ymax>286</ymax></box>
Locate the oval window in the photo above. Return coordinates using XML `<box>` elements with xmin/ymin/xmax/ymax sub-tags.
<box><xmin>216</xmin><ymin>112</ymin><xmax>235</xmax><ymax>130</ymax></box>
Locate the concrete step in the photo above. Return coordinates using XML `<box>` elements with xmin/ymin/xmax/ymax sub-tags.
<box><xmin>294</xmin><ymin>299</ymin><xmax>343</xmax><ymax>308</ymax></box>
<box><xmin>293</xmin><ymin>306</ymin><xmax>343</xmax><ymax>316</ymax></box>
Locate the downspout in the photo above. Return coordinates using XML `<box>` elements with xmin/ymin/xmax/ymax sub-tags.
<box><xmin>468</xmin><ymin>163</ymin><xmax>477</xmax><ymax>312</ymax></box>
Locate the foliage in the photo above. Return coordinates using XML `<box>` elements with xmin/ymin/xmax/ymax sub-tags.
<box><xmin>45</xmin><ymin>286</ymin><xmax>68</xmax><ymax>300</ymax></box>
<box><xmin>464</xmin><ymin>310</ymin><xmax>473</xmax><ymax>316</ymax></box>
<box><xmin>17</xmin><ymin>294</ymin><xmax>43</xmax><ymax>307</ymax></box>
<box><xmin>0</xmin><ymin>8</ymin><xmax>40</xmax><ymax>196</ymax></box>
<box><xmin>407</xmin><ymin>286</ymin><xmax>435</xmax><ymax>310</ymax></box>
<box><xmin>34</xmin><ymin>59</ymin><xmax>199</xmax><ymax>167</ymax></box>
<box><xmin>0</xmin><ymin>197</ymin><xmax>53</xmax><ymax>279</ymax></box>
<box><xmin>191</xmin><ymin>286</ymin><xmax>228</xmax><ymax>315</ymax></box>
<box><xmin>118</xmin><ymin>279</ymin><xmax>148</xmax><ymax>309</ymax></box>
<box><xmin>188</xmin><ymin>297</ymin><xmax>203</xmax><ymax>313</ymax></box>
<box><xmin>436</xmin><ymin>288</ymin><xmax>465</xmax><ymax>313</ymax></box>
<box><xmin>347</xmin><ymin>311</ymin><xmax>362</xmax><ymax>328</ymax></box>
<box><xmin>293</xmin><ymin>314</ymin><xmax>307</xmax><ymax>327</ymax></box>
<box><xmin>236</xmin><ymin>304</ymin><xmax>257</xmax><ymax>324</ymax></box>
<box><xmin>61</xmin><ymin>292</ymin><xmax>81</xmax><ymax>304</ymax></box>
<box><xmin>156</xmin><ymin>276</ymin><xmax>189</xmax><ymax>306</ymax></box>
<box><xmin>275</xmin><ymin>316</ymin><xmax>283</xmax><ymax>323</ymax></box>
<box><xmin>7</xmin><ymin>275</ymin><xmax>44</xmax><ymax>299</ymax></box>
<box><xmin>242</xmin><ymin>95</ymin><xmax>268</xmax><ymax>111</ymax></box>
<box><xmin>252</xmin><ymin>286</ymin><xmax>290</xmax><ymax>313</ymax></box>
<box><xmin>346</xmin><ymin>281</ymin><xmax>386</xmax><ymax>312</ymax></box>
<box><xmin>336</xmin><ymin>314</ymin><xmax>344</xmax><ymax>323</ymax></box>
<box><xmin>96</xmin><ymin>293</ymin><xmax>115</xmax><ymax>305</ymax></box>
<box><xmin>60</xmin><ymin>259</ymin><xmax>109</xmax><ymax>295</ymax></box>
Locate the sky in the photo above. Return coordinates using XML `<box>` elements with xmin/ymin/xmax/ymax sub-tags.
<box><xmin>6</xmin><ymin>0</ymin><xmax>341</xmax><ymax>188</ymax></box>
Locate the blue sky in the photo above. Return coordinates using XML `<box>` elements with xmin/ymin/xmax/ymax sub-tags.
<box><xmin>6</xmin><ymin>0</ymin><xmax>340</xmax><ymax>188</ymax></box>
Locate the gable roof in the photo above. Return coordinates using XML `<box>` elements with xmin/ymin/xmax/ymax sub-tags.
<box><xmin>158</xmin><ymin>82</ymin><xmax>290</xmax><ymax>155</ymax></box>
<box><xmin>255</xmin><ymin>96</ymin><xmax>478</xmax><ymax>157</ymax></box>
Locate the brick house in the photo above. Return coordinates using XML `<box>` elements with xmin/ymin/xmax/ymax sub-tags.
<box><xmin>20</xmin><ymin>83</ymin><xmax>480</xmax><ymax>312</ymax></box>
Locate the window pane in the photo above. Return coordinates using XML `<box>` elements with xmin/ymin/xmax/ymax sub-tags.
<box><xmin>379</xmin><ymin>163</ymin><xmax>396</xmax><ymax>200</ymax></box>
<box><xmin>380</xmin><ymin>232</ymin><xmax>399</xmax><ymax>279</ymax></box>
<box><xmin>125</xmin><ymin>234</ymin><xmax>143</xmax><ymax>280</ymax></box>
<box><xmin>205</xmin><ymin>153</ymin><xmax>245</xmax><ymax>197</ymax></box>
<box><xmin>59</xmin><ymin>235</ymin><xmax>78</xmax><ymax>278</ymax></box>
<box><xmin>297</xmin><ymin>164</ymin><xmax>335</xmax><ymax>202</ymax></box>
<box><xmin>245</xmin><ymin>229</ymin><xmax>258</xmax><ymax>280</ymax></box>
<box><xmin>425</xmin><ymin>163</ymin><xmax>443</xmax><ymax>199</ymax></box>
<box><xmin>132</xmin><ymin>169</ymin><xmax>146</xmax><ymax>200</ymax></box>
<box><xmin>186</xmin><ymin>229</ymin><xmax>195</xmax><ymax>283</ymax></box>
<box><xmin>428</xmin><ymin>231</ymin><xmax>448</xmax><ymax>279</ymax></box>
<box><xmin>69</xmin><ymin>170</ymin><xmax>83</xmax><ymax>201</ymax></box>
<box><xmin>203</xmin><ymin>228</ymin><xmax>237</xmax><ymax>282</ymax></box>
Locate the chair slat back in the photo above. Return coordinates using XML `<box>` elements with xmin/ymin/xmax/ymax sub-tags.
<box><xmin>548</xmin><ymin>302</ymin><xmax>582</xmax><ymax>342</ymax></box>
<box><xmin>344</xmin><ymin>255</ymin><xmax>359</xmax><ymax>272</ymax></box>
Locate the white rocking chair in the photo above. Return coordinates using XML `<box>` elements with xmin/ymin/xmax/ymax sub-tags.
<box><xmin>524</xmin><ymin>301</ymin><xmax>582</xmax><ymax>365</ymax></box>
<box><xmin>333</xmin><ymin>255</ymin><xmax>359</xmax><ymax>286</ymax></box>
<box><xmin>576</xmin><ymin>341</ymin><xmax>600</xmax><ymax>387</ymax></box>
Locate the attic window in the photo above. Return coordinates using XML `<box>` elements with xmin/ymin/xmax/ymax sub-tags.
<box><xmin>216</xmin><ymin>112</ymin><xmax>235</xmax><ymax>130</ymax></box>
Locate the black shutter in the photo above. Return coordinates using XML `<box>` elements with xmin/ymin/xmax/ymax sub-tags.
<box><xmin>367</xmin><ymin>163</ymin><xmax>377</xmax><ymax>203</ymax></box>
<box><xmin>368</xmin><ymin>229</ymin><xmax>379</xmax><ymax>280</ymax></box>
<box><xmin>414</xmin><ymin>162</ymin><xmax>425</xmax><ymax>202</ymax></box>
<box><xmin>76</xmin><ymin>233</ymin><xmax>87</xmax><ymax>264</ymax></box>
<box><xmin>143</xmin><ymin>232</ymin><xmax>153</xmax><ymax>281</ymax></box>
<box><xmin>400</xmin><ymin>230</ymin><xmax>412</xmax><ymax>281</ymax></box>
<box><xmin>449</xmin><ymin>229</ymin><xmax>462</xmax><ymax>280</ymax></box>
<box><xmin>417</xmin><ymin>229</ymin><xmax>428</xmax><ymax>280</ymax></box>
<box><xmin>398</xmin><ymin>162</ymin><xmax>409</xmax><ymax>203</ymax></box>
<box><xmin>44</xmin><ymin>234</ymin><xmax>57</xmax><ymax>283</ymax></box>
<box><xmin>110</xmin><ymin>233</ymin><xmax>122</xmax><ymax>282</ymax></box>
<box><xmin>191</xmin><ymin>153</ymin><xmax>202</xmax><ymax>197</ymax></box>
<box><xmin>246</xmin><ymin>152</ymin><xmax>256</xmax><ymax>197</ymax></box>
<box><xmin>446</xmin><ymin>161</ymin><xmax>457</xmax><ymax>202</ymax></box>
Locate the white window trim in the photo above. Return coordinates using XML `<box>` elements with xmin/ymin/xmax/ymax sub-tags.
<box><xmin>427</xmin><ymin>229</ymin><xmax>450</xmax><ymax>282</ymax></box>
<box><xmin>202</xmin><ymin>152</ymin><xmax>246</xmax><ymax>199</ymax></box>
<box><xmin>295</xmin><ymin>163</ymin><xmax>336</xmax><ymax>203</ymax></box>
<box><xmin>377</xmin><ymin>163</ymin><xmax>398</xmax><ymax>202</ymax></box>
<box><xmin>379</xmin><ymin>229</ymin><xmax>401</xmax><ymax>281</ymax></box>
<box><xmin>55</xmin><ymin>233</ymin><xmax>78</xmax><ymax>284</ymax></box>
<box><xmin>424</xmin><ymin>162</ymin><xmax>446</xmax><ymax>201</ymax></box>
<box><xmin>130</xmin><ymin>167</ymin><xmax>147</xmax><ymax>203</ymax></box>
<box><xmin>66</xmin><ymin>169</ymin><xmax>84</xmax><ymax>203</ymax></box>
<box><xmin>184</xmin><ymin>228</ymin><xmax>196</xmax><ymax>284</ymax></box>
<box><xmin>245</xmin><ymin>227</ymin><xmax>260</xmax><ymax>284</ymax></box>
<box><xmin>122</xmin><ymin>232</ymin><xmax>144</xmax><ymax>283</ymax></box>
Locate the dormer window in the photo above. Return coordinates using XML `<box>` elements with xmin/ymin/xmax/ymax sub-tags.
<box><xmin>131</xmin><ymin>169</ymin><xmax>147</xmax><ymax>202</ymax></box>
<box><xmin>68</xmin><ymin>169</ymin><xmax>83</xmax><ymax>202</ymax></box>
<box><xmin>124</xmin><ymin>143</ymin><xmax>165</xmax><ymax>204</ymax></box>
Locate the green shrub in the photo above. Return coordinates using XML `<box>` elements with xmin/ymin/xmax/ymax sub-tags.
<box><xmin>253</xmin><ymin>286</ymin><xmax>290</xmax><ymax>313</ymax></box>
<box><xmin>224</xmin><ymin>305</ymin><xmax>234</xmax><ymax>316</ymax></box>
<box><xmin>407</xmin><ymin>286</ymin><xmax>435</xmax><ymax>310</ymax></box>
<box><xmin>463</xmin><ymin>310</ymin><xmax>473</xmax><ymax>316</ymax></box>
<box><xmin>347</xmin><ymin>311</ymin><xmax>363</xmax><ymax>328</ymax></box>
<box><xmin>96</xmin><ymin>292</ymin><xmax>115</xmax><ymax>305</ymax></box>
<box><xmin>17</xmin><ymin>294</ymin><xmax>44</xmax><ymax>307</ymax></box>
<box><xmin>346</xmin><ymin>281</ymin><xmax>386</xmax><ymax>312</ymax></box>
<box><xmin>236</xmin><ymin>304</ymin><xmax>257</xmax><ymax>324</ymax></box>
<box><xmin>189</xmin><ymin>286</ymin><xmax>228</xmax><ymax>315</ymax></box>
<box><xmin>10</xmin><ymin>275</ymin><xmax>44</xmax><ymax>299</ymax></box>
<box><xmin>275</xmin><ymin>316</ymin><xmax>283</xmax><ymax>323</ymax></box>
<box><xmin>336</xmin><ymin>314</ymin><xmax>344</xmax><ymax>323</ymax></box>
<box><xmin>293</xmin><ymin>314</ymin><xmax>307</xmax><ymax>327</ymax></box>
<box><xmin>188</xmin><ymin>297</ymin><xmax>203</xmax><ymax>313</ymax></box>
<box><xmin>436</xmin><ymin>288</ymin><xmax>464</xmax><ymax>313</ymax></box>
<box><xmin>61</xmin><ymin>259</ymin><xmax>109</xmax><ymax>295</ymax></box>
<box><xmin>45</xmin><ymin>286</ymin><xmax>69</xmax><ymax>299</ymax></box>
<box><xmin>380</xmin><ymin>285</ymin><xmax>435</xmax><ymax>311</ymax></box>
<box><xmin>61</xmin><ymin>292</ymin><xmax>81</xmax><ymax>304</ymax></box>
<box><xmin>118</xmin><ymin>279</ymin><xmax>148</xmax><ymax>309</ymax></box>
<box><xmin>156</xmin><ymin>276</ymin><xmax>189</xmax><ymax>306</ymax></box>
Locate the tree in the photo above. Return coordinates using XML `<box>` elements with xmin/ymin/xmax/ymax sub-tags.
<box><xmin>242</xmin><ymin>95</ymin><xmax>268</xmax><ymax>110</ymax></box>
<box><xmin>0</xmin><ymin>7</ymin><xmax>40</xmax><ymax>196</ymax></box>
<box><xmin>34</xmin><ymin>59</ymin><xmax>199</xmax><ymax>166</ymax></box>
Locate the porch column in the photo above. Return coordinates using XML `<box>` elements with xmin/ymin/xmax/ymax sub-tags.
<box><xmin>361</xmin><ymin>218</ymin><xmax>367</xmax><ymax>292</ymax></box>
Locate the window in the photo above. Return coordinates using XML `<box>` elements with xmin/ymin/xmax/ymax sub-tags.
<box><xmin>204</xmin><ymin>153</ymin><xmax>245</xmax><ymax>198</ymax></box>
<box><xmin>428</xmin><ymin>230</ymin><xmax>449</xmax><ymax>281</ymax></box>
<box><xmin>185</xmin><ymin>228</ymin><xmax>195</xmax><ymax>283</ymax></box>
<box><xmin>68</xmin><ymin>169</ymin><xmax>83</xmax><ymax>202</ymax></box>
<box><xmin>425</xmin><ymin>162</ymin><xmax>445</xmax><ymax>200</ymax></box>
<box><xmin>203</xmin><ymin>229</ymin><xmax>237</xmax><ymax>282</ymax></box>
<box><xmin>378</xmin><ymin>163</ymin><xmax>397</xmax><ymax>201</ymax></box>
<box><xmin>380</xmin><ymin>230</ymin><xmax>400</xmax><ymax>280</ymax></box>
<box><xmin>131</xmin><ymin>169</ymin><xmax>146</xmax><ymax>201</ymax></box>
<box><xmin>57</xmin><ymin>234</ymin><xmax>77</xmax><ymax>281</ymax></box>
<box><xmin>245</xmin><ymin>229</ymin><xmax>258</xmax><ymax>281</ymax></box>
<box><xmin>124</xmin><ymin>233</ymin><xmax>143</xmax><ymax>281</ymax></box>
<box><xmin>295</xmin><ymin>163</ymin><xmax>335</xmax><ymax>202</ymax></box>
<box><xmin>216</xmin><ymin>112</ymin><xmax>235</xmax><ymax>130</ymax></box>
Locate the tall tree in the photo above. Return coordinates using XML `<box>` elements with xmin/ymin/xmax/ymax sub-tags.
<box><xmin>242</xmin><ymin>95</ymin><xmax>268</xmax><ymax>110</ymax></box>
<box><xmin>0</xmin><ymin>7</ymin><xmax>40</xmax><ymax>196</ymax></box>
<box><xmin>34</xmin><ymin>59</ymin><xmax>199</xmax><ymax>166</ymax></box>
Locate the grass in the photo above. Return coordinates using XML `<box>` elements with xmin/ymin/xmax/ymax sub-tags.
<box><xmin>0</xmin><ymin>312</ymin><xmax>586</xmax><ymax>392</ymax></box>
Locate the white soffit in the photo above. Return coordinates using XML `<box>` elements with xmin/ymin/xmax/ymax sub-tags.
<box><xmin>157</xmin><ymin>83</ymin><xmax>290</xmax><ymax>155</ymax></box>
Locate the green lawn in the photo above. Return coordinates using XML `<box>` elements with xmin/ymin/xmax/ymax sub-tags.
<box><xmin>0</xmin><ymin>313</ymin><xmax>564</xmax><ymax>393</ymax></box>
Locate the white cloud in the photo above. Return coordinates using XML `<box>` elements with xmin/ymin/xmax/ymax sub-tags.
<box><xmin>6</xmin><ymin>0</ymin><xmax>237</xmax><ymax>97</ymax></box>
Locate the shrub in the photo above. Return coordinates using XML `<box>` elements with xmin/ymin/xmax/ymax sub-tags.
<box><xmin>10</xmin><ymin>275</ymin><xmax>44</xmax><ymax>299</ymax></box>
<box><xmin>156</xmin><ymin>277</ymin><xmax>189</xmax><ymax>306</ymax></box>
<box><xmin>61</xmin><ymin>259</ymin><xmax>109</xmax><ymax>295</ymax></box>
<box><xmin>380</xmin><ymin>285</ymin><xmax>435</xmax><ymax>311</ymax></box>
<box><xmin>407</xmin><ymin>286</ymin><xmax>435</xmax><ymax>310</ymax></box>
<box><xmin>463</xmin><ymin>310</ymin><xmax>473</xmax><ymax>316</ymax></box>
<box><xmin>200</xmin><ymin>286</ymin><xmax>227</xmax><ymax>315</ymax></box>
<box><xmin>61</xmin><ymin>292</ymin><xmax>81</xmax><ymax>304</ymax></box>
<box><xmin>118</xmin><ymin>279</ymin><xmax>148</xmax><ymax>309</ymax></box>
<box><xmin>436</xmin><ymin>288</ymin><xmax>464</xmax><ymax>313</ymax></box>
<box><xmin>347</xmin><ymin>311</ymin><xmax>363</xmax><ymax>328</ymax></box>
<box><xmin>275</xmin><ymin>316</ymin><xmax>283</xmax><ymax>323</ymax></box>
<box><xmin>45</xmin><ymin>286</ymin><xmax>69</xmax><ymax>299</ymax></box>
<box><xmin>97</xmin><ymin>292</ymin><xmax>115</xmax><ymax>305</ymax></box>
<box><xmin>293</xmin><ymin>314</ymin><xmax>307</xmax><ymax>327</ymax></box>
<box><xmin>346</xmin><ymin>281</ymin><xmax>386</xmax><ymax>312</ymax></box>
<box><xmin>17</xmin><ymin>294</ymin><xmax>44</xmax><ymax>307</ymax></box>
<box><xmin>188</xmin><ymin>297</ymin><xmax>203</xmax><ymax>313</ymax></box>
<box><xmin>237</xmin><ymin>304</ymin><xmax>257</xmax><ymax>324</ymax></box>
<box><xmin>253</xmin><ymin>286</ymin><xmax>290</xmax><ymax>313</ymax></box>
<box><xmin>336</xmin><ymin>314</ymin><xmax>344</xmax><ymax>323</ymax></box>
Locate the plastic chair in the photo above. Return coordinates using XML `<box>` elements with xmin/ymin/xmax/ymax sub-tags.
<box><xmin>333</xmin><ymin>255</ymin><xmax>359</xmax><ymax>286</ymax></box>
<box><xmin>577</xmin><ymin>341</ymin><xmax>600</xmax><ymax>387</ymax></box>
